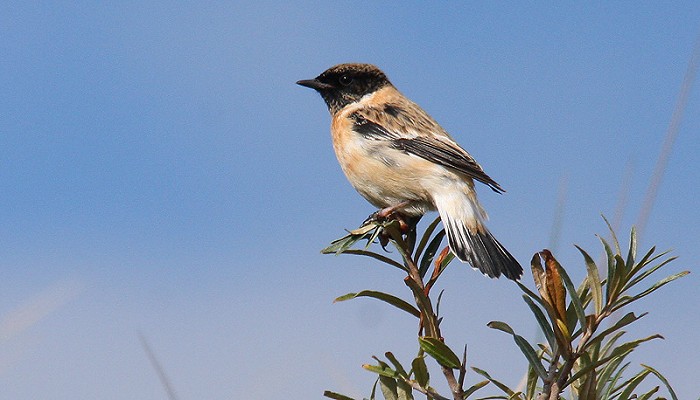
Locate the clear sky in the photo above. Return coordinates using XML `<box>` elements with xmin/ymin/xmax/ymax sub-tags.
<box><xmin>1</xmin><ymin>2</ymin><xmax>698</xmax><ymax>399</ymax></box>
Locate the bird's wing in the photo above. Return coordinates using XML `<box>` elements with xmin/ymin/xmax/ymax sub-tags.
<box><xmin>350</xmin><ymin>106</ymin><xmax>505</xmax><ymax>193</ymax></box>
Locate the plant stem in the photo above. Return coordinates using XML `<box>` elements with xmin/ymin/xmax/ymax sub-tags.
<box><xmin>394</xmin><ymin>233</ymin><xmax>464</xmax><ymax>400</ymax></box>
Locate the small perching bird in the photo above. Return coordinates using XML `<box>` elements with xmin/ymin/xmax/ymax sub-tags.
<box><xmin>297</xmin><ymin>63</ymin><xmax>522</xmax><ymax>280</ymax></box>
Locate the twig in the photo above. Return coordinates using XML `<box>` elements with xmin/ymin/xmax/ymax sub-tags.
<box><xmin>389</xmin><ymin>228</ymin><xmax>465</xmax><ymax>400</ymax></box>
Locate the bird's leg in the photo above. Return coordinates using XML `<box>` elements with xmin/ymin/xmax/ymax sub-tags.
<box><xmin>364</xmin><ymin>200</ymin><xmax>413</xmax><ymax>224</ymax></box>
<box><xmin>424</xmin><ymin>246</ymin><xmax>451</xmax><ymax>296</ymax></box>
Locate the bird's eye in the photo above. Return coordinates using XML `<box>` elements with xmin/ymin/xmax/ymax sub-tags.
<box><xmin>339</xmin><ymin>75</ymin><xmax>353</xmax><ymax>86</ymax></box>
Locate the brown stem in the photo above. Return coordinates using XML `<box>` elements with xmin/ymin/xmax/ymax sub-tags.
<box><xmin>539</xmin><ymin>309</ymin><xmax>608</xmax><ymax>399</ymax></box>
<box><xmin>393</xmin><ymin>233</ymin><xmax>464</xmax><ymax>400</ymax></box>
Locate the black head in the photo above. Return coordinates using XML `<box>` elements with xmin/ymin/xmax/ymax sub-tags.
<box><xmin>297</xmin><ymin>63</ymin><xmax>392</xmax><ymax>114</ymax></box>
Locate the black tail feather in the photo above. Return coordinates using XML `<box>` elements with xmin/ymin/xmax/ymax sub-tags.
<box><xmin>444</xmin><ymin>220</ymin><xmax>523</xmax><ymax>280</ymax></box>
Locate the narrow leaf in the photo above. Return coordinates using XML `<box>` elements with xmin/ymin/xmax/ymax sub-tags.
<box><xmin>418</xmin><ymin>337</ymin><xmax>461</xmax><ymax>369</ymax></box>
<box><xmin>587</xmin><ymin>312</ymin><xmax>646</xmax><ymax>349</ymax></box>
<box><xmin>334</xmin><ymin>291</ymin><xmax>420</xmax><ymax>318</ymax></box>
<box><xmin>566</xmin><ymin>334</ymin><xmax>662</xmax><ymax>386</ymax></box>
<box><xmin>323</xmin><ymin>391</ymin><xmax>356</xmax><ymax>400</ymax></box>
<box><xmin>599</xmin><ymin>236</ymin><xmax>616</xmax><ymax>303</ymax></box>
<box><xmin>602</xmin><ymin>215</ymin><xmax>621</xmax><ymax>254</ymax></box>
<box><xmin>579</xmin><ymin>365</ymin><xmax>597</xmax><ymax>400</ymax></box>
<box><xmin>471</xmin><ymin>367</ymin><xmax>515</xmax><ymax>396</ymax></box>
<box><xmin>379</xmin><ymin>375</ymin><xmax>399</xmax><ymax>400</ymax></box>
<box><xmin>641</xmin><ymin>364</ymin><xmax>680</xmax><ymax>400</ymax></box>
<box><xmin>419</xmin><ymin>229</ymin><xmax>446</xmax><ymax>278</ymax></box>
<box><xmin>637</xmin><ymin>386</ymin><xmax>660</xmax><ymax>400</ymax></box>
<box><xmin>576</xmin><ymin>245</ymin><xmax>603</xmax><ymax>315</ymax></box>
<box><xmin>411</xmin><ymin>356</ymin><xmax>429</xmax><ymax>388</ymax></box>
<box><xmin>414</xmin><ymin>217</ymin><xmax>441</xmax><ymax>260</ymax></box>
<box><xmin>396</xmin><ymin>379</ymin><xmax>414</xmax><ymax>400</ymax></box>
<box><xmin>463</xmin><ymin>380</ymin><xmax>490</xmax><ymax>398</ymax></box>
<box><xmin>623</xmin><ymin>255</ymin><xmax>677</xmax><ymax>293</ymax></box>
<box><xmin>363</xmin><ymin>363</ymin><xmax>399</xmax><ymax>378</ymax></box>
<box><xmin>530</xmin><ymin>253</ymin><xmax>547</xmax><ymax>301</ymax></box>
<box><xmin>525</xmin><ymin>364</ymin><xmax>538</xmax><ymax>400</ymax></box>
<box><xmin>340</xmin><ymin>249</ymin><xmax>407</xmax><ymax>271</ymax></box>
<box><xmin>555</xmin><ymin>258</ymin><xmax>587</xmax><ymax>331</ymax></box>
<box><xmin>625</xmin><ymin>226</ymin><xmax>637</xmax><ymax>273</ymax></box>
<box><xmin>515</xmin><ymin>281</ymin><xmax>547</xmax><ymax>309</ymax></box>
<box><xmin>385</xmin><ymin>352</ymin><xmax>408</xmax><ymax>377</ymax></box>
<box><xmin>487</xmin><ymin>321</ymin><xmax>548</xmax><ymax>380</ymax></box>
<box><xmin>522</xmin><ymin>294</ymin><xmax>556</xmax><ymax>352</ymax></box>
<box><xmin>611</xmin><ymin>271</ymin><xmax>690</xmax><ymax>312</ymax></box>
<box><xmin>616</xmin><ymin>369</ymin><xmax>651</xmax><ymax>400</ymax></box>
<box><xmin>599</xmin><ymin>361</ymin><xmax>630</xmax><ymax>399</ymax></box>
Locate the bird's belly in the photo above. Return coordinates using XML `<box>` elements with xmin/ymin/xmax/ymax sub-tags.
<box><xmin>334</xmin><ymin>140</ymin><xmax>435</xmax><ymax>215</ymax></box>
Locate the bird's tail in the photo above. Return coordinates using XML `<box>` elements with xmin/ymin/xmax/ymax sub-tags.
<box><xmin>434</xmin><ymin>193</ymin><xmax>523</xmax><ymax>280</ymax></box>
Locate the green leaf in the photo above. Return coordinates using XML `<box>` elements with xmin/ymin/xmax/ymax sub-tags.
<box><xmin>323</xmin><ymin>391</ymin><xmax>357</xmax><ymax>400</ymax></box>
<box><xmin>616</xmin><ymin>369</ymin><xmax>651</xmax><ymax>400</ymax></box>
<box><xmin>322</xmin><ymin>223</ymin><xmax>379</xmax><ymax>254</ymax></box>
<box><xmin>370</xmin><ymin>378</ymin><xmax>379</xmax><ymax>400</ymax></box>
<box><xmin>622</xmin><ymin>254</ymin><xmax>676</xmax><ymax>293</ymax></box>
<box><xmin>411</xmin><ymin>356</ymin><xmax>429</xmax><ymax>388</ymax></box>
<box><xmin>363</xmin><ymin>363</ymin><xmax>399</xmax><ymax>378</ymax></box>
<box><xmin>404</xmin><ymin>278</ymin><xmax>437</xmax><ymax>336</ymax></box>
<box><xmin>334</xmin><ymin>290</ymin><xmax>420</xmax><ymax>318</ymax></box>
<box><xmin>414</xmin><ymin>217</ymin><xmax>441</xmax><ymax>260</ymax></box>
<box><xmin>515</xmin><ymin>281</ymin><xmax>547</xmax><ymax>309</ymax></box>
<box><xmin>524</xmin><ymin>363</ymin><xmax>538</xmax><ymax>400</ymax></box>
<box><xmin>599</xmin><ymin>236</ymin><xmax>616</xmax><ymax>304</ymax></box>
<box><xmin>438</xmin><ymin>251</ymin><xmax>455</xmax><ymax>273</ymax></box>
<box><xmin>599</xmin><ymin>361</ymin><xmax>630</xmax><ymax>400</ymax></box>
<box><xmin>521</xmin><ymin>294</ymin><xmax>556</xmax><ymax>352</ymax></box>
<box><xmin>418</xmin><ymin>337</ymin><xmax>461</xmax><ymax>369</ymax></box>
<box><xmin>599</xmin><ymin>330</ymin><xmax>627</xmax><ymax>357</ymax></box>
<box><xmin>555</xmin><ymin>259</ymin><xmax>587</xmax><ymax>332</ymax></box>
<box><xmin>339</xmin><ymin>249</ymin><xmax>407</xmax><ymax>271</ymax></box>
<box><xmin>637</xmin><ymin>386</ymin><xmax>660</xmax><ymax>400</ymax></box>
<box><xmin>641</xmin><ymin>364</ymin><xmax>679</xmax><ymax>400</ymax></box>
<box><xmin>396</xmin><ymin>379</ymin><xmax>414</xmax><ymax>400</ymax></box>
<box><xmin>625</xmin><ymin>226</ymin><xmax>638</xmax><ymax>273</ymax></box>
<box><xmin>471</xmin><ymin>367</ymin><xmax>515</xmax><ymax>396</ymax></box>
<box><xmin>566</xmin><ymin>334</ymin><xmax>662</xmax><ymax>386</ymax></box>
<box><xmin>567</xmin><ymin>348</ymin><xmax>632</xmax><ymax>389</ymax></box>
<box><xmin>576</xmin><ymin>245</ymin><xmax>603</xmax><ymax>315</ymax></box>
<box><xmin>419</xmin><ymin>229</ymin><xmax>446</xmax><ymax>278</ymax></box>
<box><xmin>587</xmin><ymin>312</ymin><xmax>647</xmax><ymax>350</ymax></box>
<box><xmin>635</xmin><ymin>245</ymin><xmax>660</xmax><ymax>270</ymax></box>
<box><xmin>487</xmin><ymin>321</ymin><xmax>547</xmax><ymax>380</ymax></box>
<box><xmin>608</xmin><ymin>255</ymin><xmax>628</xmax><ymax>304</ymax></box>
<box><xmin>385</xmin><ymin>352</ymin><xmax>408</xmax><ymax>377</ymax></box>
<box><xmin>578</xmin><ymin>363</ymin><xmax>597</xmax><ymax>400</ymax></box>
<box><xmin>611</xmin><ymin>271</ymin><xmax>690</xmax><ymax>312</ymax></box>
<box><xmin>463</xmin><ymin>380</ymin><xmax>490</xmax><ymax>398</ymax></box>
<box><xmin>379</xmin><ymin>375</ymin><xmax>399</xmax><ymax>400</ymax></box>
<box><xmin>602</xmin><ymin>215</ymin><xmax>621</xmax><ymax>255</ymax></box>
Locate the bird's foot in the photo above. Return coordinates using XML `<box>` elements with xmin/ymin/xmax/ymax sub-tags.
<box><xmin>364</xmin><ymin>201</ymin><xmax>413</xmax><ymax>229</ymax></box>
<box><xmin>362</xmin><ymin>202</ymin><xmax>420</xmax><ymax>250</ymax></box>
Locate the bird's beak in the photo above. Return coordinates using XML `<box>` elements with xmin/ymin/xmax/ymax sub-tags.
<box><xmin>296</xmin><ymin>79</ymin><xmax>334</xmax><ymax>91</ymax></box>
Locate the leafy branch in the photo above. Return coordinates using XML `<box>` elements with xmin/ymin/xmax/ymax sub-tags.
<box><xmin>321</xmin><ymin>216</ymin><xmax>688</xmax><ymax>400</ymax></box>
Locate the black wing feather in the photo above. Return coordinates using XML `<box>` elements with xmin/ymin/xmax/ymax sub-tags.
<box><xmin>350</xmin><ymin>112</ymin><xmax>504</xmax><ymax>193</ymax></box>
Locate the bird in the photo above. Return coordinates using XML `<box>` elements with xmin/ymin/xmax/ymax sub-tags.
<box><xmin>297</xmin><ymin>63</ymin><xmax>522</xmax><ymax>280</ymax></box>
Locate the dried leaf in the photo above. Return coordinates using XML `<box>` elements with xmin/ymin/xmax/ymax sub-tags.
<box><xmin>541</xmin><ymin>250</ymin><xmax>567</xmax><ymax>321</ymax></box>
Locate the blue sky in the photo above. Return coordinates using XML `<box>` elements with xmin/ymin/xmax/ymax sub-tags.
<box><xmin>1</xmin><ymin>2</ymin><xmax>698</xmax><ymax>399</ymax></box>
